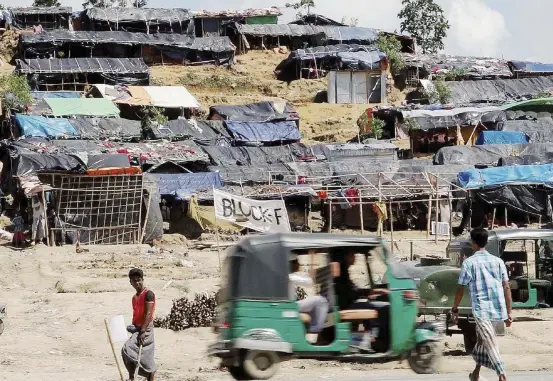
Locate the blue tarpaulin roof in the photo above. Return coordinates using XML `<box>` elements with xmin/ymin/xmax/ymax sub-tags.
<box><xmin>31</xmin><ymin>91</ymin><xmax>80</xmax><ymax>100</ymax></box>
<box><xmin>225</xmin><ymin>121</ymin><xmax>301</xmax><ymax>143</ymax></box>
<box><xmin>458</xmin><ymin>163</ymin><xmax>553</xmax><ymax>189</ymax></box>
<box><xmin>510</xmin><ymin>61</ymin><xmax>553</xmax><ymax>73</ymax></box>
<box><xmin>152</xmin><ymin>172</ymin><xmax>223</xmax><ymax>200</ymax></box>
<box><xmin>475</xmin><ymin>131</ymin><xmax>529</xmax><ymax>145</ymax></box>
<box><xmin>14</xmin><ymin>115</ymin><xmax>78</xmax><ymax>138</ymax></box>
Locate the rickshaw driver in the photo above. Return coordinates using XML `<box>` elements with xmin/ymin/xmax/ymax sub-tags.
<box><xmin>333</xmin><ymin>249</ymin><xmax>390</xmax><ymax>348</ymax></box>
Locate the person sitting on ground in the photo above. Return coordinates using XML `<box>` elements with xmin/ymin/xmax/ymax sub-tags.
<box><xmin>289</xmin><ymin>258</ymin><xmax>329</xmax><ymax>337</ymax></box>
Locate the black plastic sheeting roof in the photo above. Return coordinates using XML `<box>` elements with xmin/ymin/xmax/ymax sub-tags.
<box><xmin>153</xmin><ymin>119</ymin><xmax>231</xmax><ymax>144</ymax></box>
<box><xmin>10</xmin><ymin>6</ymin><xmax>72</xmax><ymax>15</ymax></box>
<box><xmin>21</xmin><ymin>31</ymin><xmax>235</xmax><ymax>53</ymax></box>
<box><xmin>69</xmin><ymin>118</ymin><xmax>142</xmax><ymax>140</ymax></box>
<box><xmin>275</xmin><ymin>44</ymin><xmax>385</xmax><ymax>82</ymax></box>
<box><xmin>445</xmin><ymin>77</ymin><xmax>553</xmax><ymax>105</ymax></box>
<box><xmin>15</xmin><ymin>57</ymin><xmax>150</xmax><ymax>74</ymax></box>
<box><xmin>86</xmin><ymin>8</ymin><xmax>192</xmax><ymax>23</ymax></box>
<box><xmin>209</xmin><ymin>101</ymin><xmax>298</xmax><ymax>122</ymax></box>
<box><xmin>434</xmin><ymin>143</ymin><xmax>553</xmax><ymax>166</ymax></box>
<box><xmin>500</xmin><ymin>119</ymin><xmax>553</xmax><ymax>143</ymax></box>
<box><xmin>235</xmin><ymin>24</ymin><xmax>379</xmax><ymax>43</ymax></box>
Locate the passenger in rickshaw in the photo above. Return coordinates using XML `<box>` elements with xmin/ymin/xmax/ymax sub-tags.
<box><xmin>289</xmin><ymin>257</ymin><xmax>329</xmax><ymax>340</ymax></box>
<box><xmin>332</xmin><ymin>249</ymin><xmax>390</xmax><ymax>350</ymax></box>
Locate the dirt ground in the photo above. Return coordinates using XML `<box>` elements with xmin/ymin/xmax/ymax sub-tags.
<box><xmin>1</xmin><ymin>231</ymin><xmax>552</xmax><ymax>381</ymax></box>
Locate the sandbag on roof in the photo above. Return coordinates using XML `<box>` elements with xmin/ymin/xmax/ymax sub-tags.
<box><xmin>151</xmin><ymin>172</ymin><xmax>223</xmax><ymax>200</ymax></box>
<box><xmin>225</xmin><ymin>121</ymin><xmax>301</xmax><ymax>143</ymax></box>
<box><xmin>14</xmin><ymin>115</ymin><xmax>78</xmax><ymax>138</ymax></box>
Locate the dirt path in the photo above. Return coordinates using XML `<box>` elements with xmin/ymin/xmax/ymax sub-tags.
<box><xmin>0</xmin><ymin>234</ymin><xmax>551</xmax><ymax>381</ymax></box>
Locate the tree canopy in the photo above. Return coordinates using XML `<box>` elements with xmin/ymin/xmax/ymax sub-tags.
<box><xmin>285</xmin><ymin>0</ymin><xmax>315</xmax><ymax>18</ymax></box>
<box><xmin>398</xmin><ymin>0</ymin><xmax>450</xmax><ymax>54</ymax></box>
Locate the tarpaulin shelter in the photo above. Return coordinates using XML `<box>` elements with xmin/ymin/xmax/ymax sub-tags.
<box><xmin>458</xmin><ymin>163</ymin><xmax>553</xmax><ymax>189</ymax></box>
<box><xmin>224</xmin><ymin>120</ymin><xmax>301</xmax><ymax>144</ymax></box>
<box><xmin>500</xmin><ymin>119</ymin><xmax>553</xmax><ymax>143</ymax></box>
<box><xmin>15</xmin><ymin>57</ymin><xmax>150</xmax><ymax>91</ymax></box>
<box><xmin>229</xmin><ymin>23</ymin><xmax>379</xmax><ymax>53</ymax></box>
<box><xmin>14</xmin><ymin>115</ymin><xmax>78</xmax><ymax>138</ymax></box>
<box><xmin>20</xmin><ymin>30</ymin><xmax>235</xmax><ymax>65</ymax></box>
<box><xmin>44</xmin><ymin>98</ymin><xmax>120</xmax><ymax>117</ymax></box>
<box><xmin>84</xmin><ymin>8</ymin><xmax>193</xmax><ymax>34</ymax></box>
<box><xmin>509</xmin><ymin>61</ymin><xmax>553</xmax><ymax>77</ymax></box>
<box><xmin>151</xmin><ymin>171</ymin><xmax>223</xmax><ymax>200</ymax></box>
<box><xmin>312</xmin><ymin>142</ymin><xmax>398</xmax><ymax>162</ymax></box>
<box><xmin>275</xmin><ymin>44</ymin><xmax>386</xmax><ymax>82</ymax></box>
<box><xmin>434</xmin><ymin>143</ymin><xmax>553</xmax><ymax>166</ymax></box>
<box><xmin>475</xmin><ymin>131</ymin><xmax>528</xmax><ymax>145</ymax></box>
<box><xmin>10</xmin><ymin>6</ymin><xmax>72</xmax><ymax>30</ymax></box>
<box><xmin>209</xmin><ymin>101</ymin><xmax>299</xmax><ymax>125</ymax></box>
<box><xmin>153</xmin><ymin>119</ymin><xmax>231</xmax><ymax>145</ymax></box>
<box><xmin>68</xmin><ymin>117</ymin><xmax>142</xmax><ymax>140</ymax></box>
<box><xmin>444</xmin><ymin>77</ymin><xmax>553</xmax><ymax>106</ymax></box>
<box><xmin>91</xmin><ymin>84</ymin><xmax>200</xmax><ymax>109</ymax></box>
<box><xmin>191</xmin><ymin>7</ymin><xmax>280</xmax><ymax>37</ymax></box>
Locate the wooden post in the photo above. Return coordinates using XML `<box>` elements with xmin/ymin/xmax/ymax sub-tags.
<box><xmin>328</xmin><ymin>200</ymin><xmax>333</xmax><ymax>233</ymax></box>
<box><xmin>448</xmin><ymin>189</ymin><xmax>453</xmax><ymax>242</ymax></box>
<box><xmin>41</xmin><ymin>190</ymin><xmax>51</xmax><ymax>247</ymax></box>
<box><xmin>378</xmin><ymin>174</ymin><xmax>383</xmax><ymax>236</ymax></box>
<box><xmin>426</xmin><ymin>195</ymin><xmax>432</xmax><ymax>237</ymax></box>
<box><xmin>359</xmin><ymin>202</ymin><xmax>364</xmax><ymax>234</ymax></box>
<box><xmin>389</xmin><ymin>201</ymin><xmax>394</xmax><ymax>254</ymax></box>
<box><xmin>410</xmin><ymin>241</ymin><xmax>413</xmax><ymax>261</ymax></box>
<box><xmin>104</xmin><ymin>318</ymin><xmax>125</xmax><ymax>381</ymax></box>
<box><xmin>139</xmin><ymin>190</ymin><xmax>152</xmax><ymax>244</ymax></box>
<box><xmin>491</xmin><ymin>207</ymin><xmax>496</xmax><ymax>230</ymax></box>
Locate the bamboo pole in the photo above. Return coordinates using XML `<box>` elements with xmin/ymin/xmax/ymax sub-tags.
<box><xmin>491</xmin><ymin>207</ymin><xmax>496</xmax><ymax>230</ymax></box>
<box><xmin>41</xmin><ymin>190</ymin><xmax>51</xmax><ymax>247</ymax></box>
<box><xmin>505</xmin><ymin>207</ymin><xmax>508</xmax><ymax>227</ymax></box>
<box><xmin>426</xmin><ymin>195</ymin><xmax>432</xmax><ymax>237</ymax></box>
<box><xmin>104</xmin><ymin>318</ymin><xmax>125</xmax><ymax>381</ymax></box>
<box><xmin>328</xmin><ymin>200</ymin><xmax>332</xmax><ymax>233</ymax></box>
<box><xmin>377</xmin><ymin>173</ymin><xmax>382</xmax><ymax>236</ymax></box>
<box><xmin>389</xmin><ymin>201</ymin><xmax>394</xmax><ymax>254</ymax></box>
<box><xmin>359</xmin><ymin>203</ymin><xmax>364</xmax><ymax>234</ymax></box>
<box><xmin>434</xmin><ymin>174</ymin><xmax>439</xmax><ymax>244</ymax></box>
<box><xmin>139</xmin><ymin>190</ymin><xmax>152</xmax><ymax>244</ymax></box>
<box><xmin>448</xmin><ymin>190</ymin><xmax>453</xmax><ymax>242</ymax></box>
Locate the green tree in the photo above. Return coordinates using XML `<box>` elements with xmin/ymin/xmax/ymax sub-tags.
<box><xmin>398</xmin><ymin>0</ymin><xmax>450</xmax><ymax>54</ymax></box>
<box><xmin>0</xmin><ymin>74</ymin><xmax>33</xmax><ymax>116</ymax></box>
<box><xmin>33</xmin><ymin>0</ymin><xmax>61</xmax><ymax>6</ymax></box>
<box><xmin>376</xmin><ymin>34</ymin><xmax>405</xmax><ymax>74</ymax></box>
<box><xmin>285</xmin><ymin>0</ymin><xmax>315</xmax><ymax>18</ymax></box>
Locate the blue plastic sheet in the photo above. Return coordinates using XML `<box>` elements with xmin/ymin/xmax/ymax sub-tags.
<box><xmin>14</xmin><ymin>115</ymin><xmax>78</xmax><ymax>138</ymax></box>
<box><xmin>151</xmin><ymin>172</ymin><xmax>223</xmax><ymax>200</ymax></box>
<box><xmin>225</xmin><ymin>121</ymin><xmax>301</xmax><ymax>143</ymax></box>
<box><xmin>458</xmin><ymin>163</ymin><xmax>553</xmax><ymax>189</ymax></box>
<box><xmin>31</xmin><ymin>91</ymin><xmax>80</xmax><ymax>100</ymax></box>
<box><xmin>510</xmin><ymin>61</ymin><xmax>553</xmax><ymax>73</ymax></box>
<box><xmin>475</xmin><ymin>131</ymin><xmax>528</xmax><ymax>145</ymax></box>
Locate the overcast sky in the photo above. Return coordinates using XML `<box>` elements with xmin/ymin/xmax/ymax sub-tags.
<box><xmin>8</xmin><ymin>0</ymin><xmax>551</xmax><ymax>62</ymax></box>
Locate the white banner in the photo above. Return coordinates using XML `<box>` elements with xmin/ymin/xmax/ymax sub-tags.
<box><xmin>213</xmin><ymin>189</ymin><xmax>291</xmax><ymax>233</ymax></box>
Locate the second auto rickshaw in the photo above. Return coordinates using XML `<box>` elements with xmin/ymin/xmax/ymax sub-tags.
<box><xmin>208</xmin><ymin>233</ymin><xmax>443</xmax><ymax>380</ymax></box>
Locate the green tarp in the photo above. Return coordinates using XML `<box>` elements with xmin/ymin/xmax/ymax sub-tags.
<box><xmin>245</xmin><ymin>15</ymin><xmax>278</xmax><ymax>24</ymax></box>
<box><xmin>500</xmin><ymin>97</ymin><xmax>553</xmax><ymax>110</ymax></box>
<box><xmin>45</xmin><ymin>98</ymin><xmax>120</xmax><ymax>117</ymax></box>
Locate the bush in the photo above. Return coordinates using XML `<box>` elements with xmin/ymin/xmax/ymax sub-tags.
<box><xmin>376</xmin><ymin>34</ymin><xmax>405</xmax><ymax>74</ymax></box>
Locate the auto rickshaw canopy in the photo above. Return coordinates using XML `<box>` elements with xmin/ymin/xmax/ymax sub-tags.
<box><xmin>222</xmin><ymin>233</ymin><xmax>385</xmax><ymax>301</ymax></box>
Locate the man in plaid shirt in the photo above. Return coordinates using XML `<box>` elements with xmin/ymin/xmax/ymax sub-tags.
<box><xmin>451</xmin><ymin>228</ymin><xmax>513</xmax><ymax>381</ymax></box>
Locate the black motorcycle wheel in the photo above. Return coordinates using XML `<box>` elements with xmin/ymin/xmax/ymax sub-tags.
<box><xmin>408</xmin><ymin>341</ymin><xmax>441</xmax><ymax>374</ymax></box>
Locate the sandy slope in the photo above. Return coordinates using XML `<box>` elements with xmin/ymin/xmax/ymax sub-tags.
<box><xmin>0</xmin><ymin>232</ymin><xmax>552</xmax><ymax>381</ymax></box>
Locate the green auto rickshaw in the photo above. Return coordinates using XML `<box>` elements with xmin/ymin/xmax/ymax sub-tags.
<box><xmin>208</xmin><ymin>233</ymin><xmax>443</xmax><ymax>380</ymax></box>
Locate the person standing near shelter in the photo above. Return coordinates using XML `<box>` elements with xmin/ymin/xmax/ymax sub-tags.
<box><xmin>451</xmin><ymin>228</ymin><xmax>513</xmax><ymax>381</ymax></box>
<box><xmin>122</xmin><ymin>268</ymin><xmax>157</xmax><ymax>381</ymax></box>
<box><xmin>31</xmin><ymin>196</ymin><xmax>46</xmax><ymax>246</ymax></box>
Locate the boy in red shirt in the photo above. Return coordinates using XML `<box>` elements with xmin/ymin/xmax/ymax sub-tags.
<box><xmin>121</xmin><ymin>268</ymin><xmax>157</xmax><ymax>381</ymax></box>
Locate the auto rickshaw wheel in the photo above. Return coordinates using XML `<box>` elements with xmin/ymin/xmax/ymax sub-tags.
<box><xmin>242</xmin><ymin>350</ymin><xmax>280</xmax><ymax>380</ymax></box>
<box><xmin>227</xmin><ymin>366</ymin><xmax>250</xmax><ymax>380</ymax></box>
<box><xmin>407</xmin><ymin>341</ymin><xmax>441</xmax><ymax>374</ymax></box>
